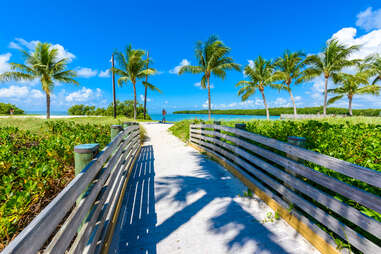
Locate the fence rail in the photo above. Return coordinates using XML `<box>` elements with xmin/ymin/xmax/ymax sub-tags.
<box><xmin>2</xmin><ymin>124</ymin><xmax>141</xmax><ymax>254</ymax></box>
<box><xmin>190</xmin><ymin>123</ymin><xmax>381</xmax><ymax>254</ymax></box>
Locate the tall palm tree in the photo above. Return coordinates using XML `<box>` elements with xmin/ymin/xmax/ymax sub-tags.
<box><xmin>0</xmin><ymin>42</ymin><xmax>78</xmax><ymax>119</ymax></box>
<box><xmin>273</xmin><ymin>50</ymin><xmax>306</xmax><ymax>117</ymax></box>
<box><xmin>236</xmin><ymin>56</ymin><xmax>275</xmax><ymax>120</ymax></box>
<box><xmin>329</xmin><ymin>69</ymin><xmax>380</xmax><ymax>116</ymax></box>
<box><xmin>179</xmin><ymin>35</ymin><xmax>240</xmax><ymax>120</ymax></box>
<box><xmin>142</xmin><ymin>52</ymin><xmax>161</xmax><ymax>119</ymax></box>
<box><xmin>112</xmin><ymin>45</ymin><xmax>155</xmax><ymax>120</ymax></box>
<box><xmin>304</xmin><ymin>39</ymin><xmax>359</xmax><ymax>116</ymax></box>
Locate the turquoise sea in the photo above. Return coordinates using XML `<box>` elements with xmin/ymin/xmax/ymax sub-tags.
<box><xmin>149</xmin><ymin>113</ymin><xmax>280</xmax><ymax>122</ymax></box>
<box><xmin>25</xmin><ymin>111</ymin><xmax>279</xmax><ymax>121</ymax></box>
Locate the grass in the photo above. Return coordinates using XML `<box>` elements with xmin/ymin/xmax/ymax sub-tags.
<box><xmin>0</xmin><ymin>116</ymin><xmax>153</xmax><ymax>135</ymax></box>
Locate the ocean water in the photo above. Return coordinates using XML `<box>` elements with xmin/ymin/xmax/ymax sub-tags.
<box><xmin>25</xmin><ymin>111</ymin><xmax>279</xmax><ymax>121</ymax></box>
<box><xmin>149</xmin><ymin>113</ymin><xmax>279</xmax><ymax>122</ymax></box>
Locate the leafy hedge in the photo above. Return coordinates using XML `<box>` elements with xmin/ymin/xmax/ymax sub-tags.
<box><xmin>0</xmin><ymin>103</ymin><xmax>24</xmax><ymax>115</ymax></box>
<box><xmin>68</xmin><ymin>100</ymin><xmax>151</xmax><ymax>119</ymax></box>
<box><xmin>0</xmin><ymin>121</ymin><xmax>111</xmax><ymax>249</ymax></box>
<box><xmin>173</xmin><ymin>107</ymin><xmax>381</xmax><ymax>116</ymax></box>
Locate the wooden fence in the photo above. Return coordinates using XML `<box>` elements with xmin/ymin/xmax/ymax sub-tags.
<box><xmin>2</xmin><ymin>124</ymin><xmax>141</xmax><ymax>254</ymax></box>
<box><xmin>189</xmin><ymin>123</ymin><xmax>381</xmax><ymax>254</ymax></box>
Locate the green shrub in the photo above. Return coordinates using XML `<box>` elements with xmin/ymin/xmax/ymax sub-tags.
<box><xmin>0</xmin><ymin>103</ymin><xmax>24</xmax><ymax>115</ymax></box>
<box><xmin>67</xmin><ymin>100</ymin><xmax>151</xmax><ymax>119</ymax></box>
<box><xmin>173</xmin><ymin>107</ymin><xmax>381</xmax><ymax>116</ymax></box>
<box><xmin>0</xmin><ymin>121</ymin><xmax>110</xmax><ymax>248</ymax></box>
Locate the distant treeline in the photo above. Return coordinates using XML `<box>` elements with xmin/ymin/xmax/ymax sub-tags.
<box><xmin>173</xmin><ymin>107</ymin><xmax>381</xmax><ymax>116</ymax></box>
<box><xmin>68</xmin><ymin>100</ymin><xmax>151</xmax><ymax>119</ymax></box>
<box><xmin>0</xmin><ymin>102</ymin><xmax>24</xmax><ymax>115</ymax></box>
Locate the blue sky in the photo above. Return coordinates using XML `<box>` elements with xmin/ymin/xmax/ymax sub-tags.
<box><xmin>1</xmin><ymin>0</ymin><xmax>381</xmax><ymax>114</ymax></box>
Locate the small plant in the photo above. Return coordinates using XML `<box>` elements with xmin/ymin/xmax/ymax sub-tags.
<box><xmin>262</xmin><ymin>210</ymin><xmax>281</xmax><ymax>223</ymax></box>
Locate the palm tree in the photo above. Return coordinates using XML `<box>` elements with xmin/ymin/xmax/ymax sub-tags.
<box><xmin>273</xmin><ymin>50</ymin><xmax>306</xmax><ymax>117</ymax></box>
<box><xmin>329</xmin><ymin>69</ymin><xmax>380</xmax><ymax>116</ymax></box>
<box><xmin>112</xmin><ymin>45</ymin><xmax>155</xmax><ymax>120</ymax></box>
<box><xmin>304</xmin><ymin>39</ymin><xmax>359</xmax><ymax>116</ymax></box>
<box><xmin>179</xmin><ymin>35</ymin><xmax>240</xmax><ymax>120</ymax></box>
<box><xmin>0</xmin><ymin>42</ymin><xmax>78</xmax><ymax>119</ymax></box>
<box><xmin>364</xmin><ymin>54</ymin><xmax>381</xmax><ymax>85</ymax></box>
<box><xmin>236</xmin><ymin>56</ymin><xmax>275</xmax><ymax>120</ymax></box>
<box><xmin>143</xmin><ymin>52</ymin><xmax>161</xmax><ymax>119</ymax></box>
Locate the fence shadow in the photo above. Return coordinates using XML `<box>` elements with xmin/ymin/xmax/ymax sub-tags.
<box><xmin>109</xmin><ymin>145</ymin><xmax>157</xmax><ymax>254</ymax></box>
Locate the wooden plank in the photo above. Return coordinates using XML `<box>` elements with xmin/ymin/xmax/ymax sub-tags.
<box><xmin>1</xmin><ymin>129</ymin><xmax>128</xmax><ymax>254</ymax></box>
<box><xmin>46</xmin><ymin>131</ymin><xmax>139</xmax><ymax>253</ymax></box>
<box><xmin>193</xmin><ymin>124</ymin><xmax>381</xmax><ymax>189</ymax></box>
<box><xmin>45</xmin><ymin>139</ymin><xmax>127</xmax><ymax>254</ymax></box>
<box><xmin>191</xmin><ymin>137</ymin><xmax>381</xmax><ymax>254</ymax></box>
<box><xmin>194</xmin><ymin>132</ymin><xmax>381</xmax><ymax>239</ymax></box>
<box><xmin>191</xmin><ymin>128</ymin><xmax>381</xmax><ymax>215</ymax></box>
<box><xmin>87</xmin><ymin>138</ymin><xmax>141</xmax><ymax>254</ymax></box>
<box><xmin>189</xmin><ymin>141</ymin><xmax>340</xmax><ymax>254</ymax></box>
<box><xmin>100</xmin><ymin>143</ymin><xmax>142</xmax><ymax>254</ymax></box>
<box><xmin>69</xmin><ymin>133</ymin><xmax>139</xmax><ymax>254</ymax></box>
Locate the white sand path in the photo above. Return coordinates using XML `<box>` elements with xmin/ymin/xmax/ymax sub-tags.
<box><xmin>109</xmin><ymin>123</ymin><xmax>320</xmax><ymax>254</ymax></box>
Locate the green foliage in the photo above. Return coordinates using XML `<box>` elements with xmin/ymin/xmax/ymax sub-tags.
<box><xmin>173</xmin><ymin>107</ymin><xmax>381</xmax><ymax>116</ymax></box>
<box><xmin>67</xmin><ymin>100</ymin><xmax>151</xmax><ymax>120</ymax></box>
<box><xmin>0</xmin><ymin>121</ymin><xmax>110</xmax><ymax>248</ymax></box>
<box><xmin>168</xmin><ymin>119</ymin><xmax>204</xmax><ymax>142</ymax></box>
<box><xmin>0</xmin><ymin>103</ymin><xmax>24</xmax><ymax>115</ymax></box>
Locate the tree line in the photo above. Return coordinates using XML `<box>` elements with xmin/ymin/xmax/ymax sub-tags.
<box><xmin>179</xmin><ymin>36</ymin><xmax>381</xmax><ymax>120</ymax></box>
<box><xmin>67</xmin><ymin>100</ymin><xmax>151</xmax><ymax>119</ymax></box>
<box><xmin>173</xmin><ymin>107</ymin><xmax>381</xmax><ymax>117</ymax></box>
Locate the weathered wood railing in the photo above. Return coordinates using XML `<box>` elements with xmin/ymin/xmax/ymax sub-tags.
<box><xmin>189</xmin><ymin>123</ymin><xmax>381</xmax><ymax>254</ymax></box>
<box><xmin>2</xmin><ymin>123</ymin><xmax>141</xmax><ymax>254</ymax></box>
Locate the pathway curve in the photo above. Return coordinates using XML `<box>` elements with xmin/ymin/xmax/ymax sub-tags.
<box><xmin>109</xmin><ymin>123</ymin><xmax>320</xmax><ymax>254</ymax></box>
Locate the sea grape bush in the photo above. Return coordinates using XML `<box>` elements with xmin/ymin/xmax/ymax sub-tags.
<box><xmin>0</xmin><ymin>121</ymin><xmax>110</xmax><ymax>249</ymax></box>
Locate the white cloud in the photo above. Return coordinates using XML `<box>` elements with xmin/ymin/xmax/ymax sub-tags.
<box><xmin>99</xmin><ymin>69</ymin><xmax>110</xmax><ymax>78</ymax></box>
<box><xmin>9</xmin><ymin>38</ymin><xmax>75</xmax><ymax>62</ymax></box>
<box><xmin>0</xmin><ymin>53</ymin><xmax>11</xmax><ymax>74</ymax></box>
<box><xmin>0</xmin><ymin>85</ymin><xmax>44</xmax><ymax>99</ymax></box>
<box><xmin>248</xmin><ymin>60</ymin><xmax>254</xmax><ymax>68</ymax></box>
<box><xmin>331</xmin><ymin>27</ymin><xmax>381</xmax><ymax>60</ymax></box>
<box><xmin>65</xmin><ymin>87</ymin><xmax>101</xmax><ymax>102</ymax></box>
<box><xmin>140</xmin><ymin>94</ymin><xmax>151</xmax><ymax>102</ymax></box>
<box><xmin>169</xmin><ymin>59</ymin><xmax>190</xmax><ymax>74</ymax></box>
<box><xmin>356</xmin><ymin>7</ymin><xmax>381</xmax><ymax>31</ymax></box>
<box><xmin>76</xmin><ymin>67</ymin><xmax>98</xmax><ymax>78</ymax></box>
<box><xmin>272</xmin><ymin>97</ymin><xmax>292</xmax><ymax>107</ymax></box>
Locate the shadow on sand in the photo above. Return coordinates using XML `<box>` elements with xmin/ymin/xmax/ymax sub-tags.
<box><xmin>109</xmin><ymin>145</ymin><xmax>295</xmax><ymax>253</ymax></box>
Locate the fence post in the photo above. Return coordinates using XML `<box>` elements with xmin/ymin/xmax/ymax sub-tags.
<box><xmin>74</xmin><ymin>144</ymin><xmax>99</xmax><ymax>207</ymax></box>
<box><xmin>287</xmin><ymin>136</ymin><xmax>306</xmax><ymax>161</ymax></box>
<box><xmin>111</xmin><ymin>125</ymin><xmax>123</xmax><ymax>140</ymax></box>
<box><xmin>74</xmin><ymin>144</ymin><xmax>99</xmax><ymax>175</ymax></box>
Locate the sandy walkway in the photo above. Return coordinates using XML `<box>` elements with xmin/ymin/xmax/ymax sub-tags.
<box><xmin>109</xmin><ymin>123</ymin><xmax>320</xmax><ymax>254</ymax></box>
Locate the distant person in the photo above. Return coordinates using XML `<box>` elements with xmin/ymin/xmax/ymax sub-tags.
<box><xmin>10</xmin><ymin>108</ymin><xmax>14</xmax><ymax>116</ymax></box>
<box><xmin>162</xmin><ymin>108</ymin><xmax>167</xmax><ymax>123</ymax></box>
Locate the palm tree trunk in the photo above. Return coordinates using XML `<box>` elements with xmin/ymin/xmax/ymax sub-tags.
<box><xmin>348</xmin><ymin>94</ymin><xmax>353</xmax><ymax>116</ymax></box>
<box><xmin>207</xmin><ymin>77</ymin><xmax>211</xmax><ymax>120</ymax></box>
<box><xmin>133</xmin><ymin>81</ymin><xmax>137</xmax><ymax>120</ymax></box>
<box><xmin>260</xmin><ymin>90</ymin><xmax>269</xmax><ymax>120</ymax></box>
<box><xmin>143</xmin><ymin>51</ymin><xmax>149</xmax><ymax>120</ymax></box>
<box><xmin>288</xmin><ymin>86</ymin><xmax>297</xmax><ymax>117</ymax></box>
<box><xmin>46</xmin><ymin>92</ymin><xmax>50</xmax><ymax>119</ymax></box>
<box><xmin>323</xmin><ymin>77</ymin><xmax>328</xmax><ymax>116</ymax></box>
<box><xmin>143</xmin><ymin>85</ymin><xmax>147</xmax><ymax>119</ymax></box>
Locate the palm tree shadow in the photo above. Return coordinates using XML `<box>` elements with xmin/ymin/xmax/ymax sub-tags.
<box><xmin>110</xmin><ymin>147</ymin><xmax>296</xmax><ymax>253</ymax></box>
<box><xmin>154</xmin><ymin>151</ymin><xmax>292</xmax><ymax>253</ymax></box>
